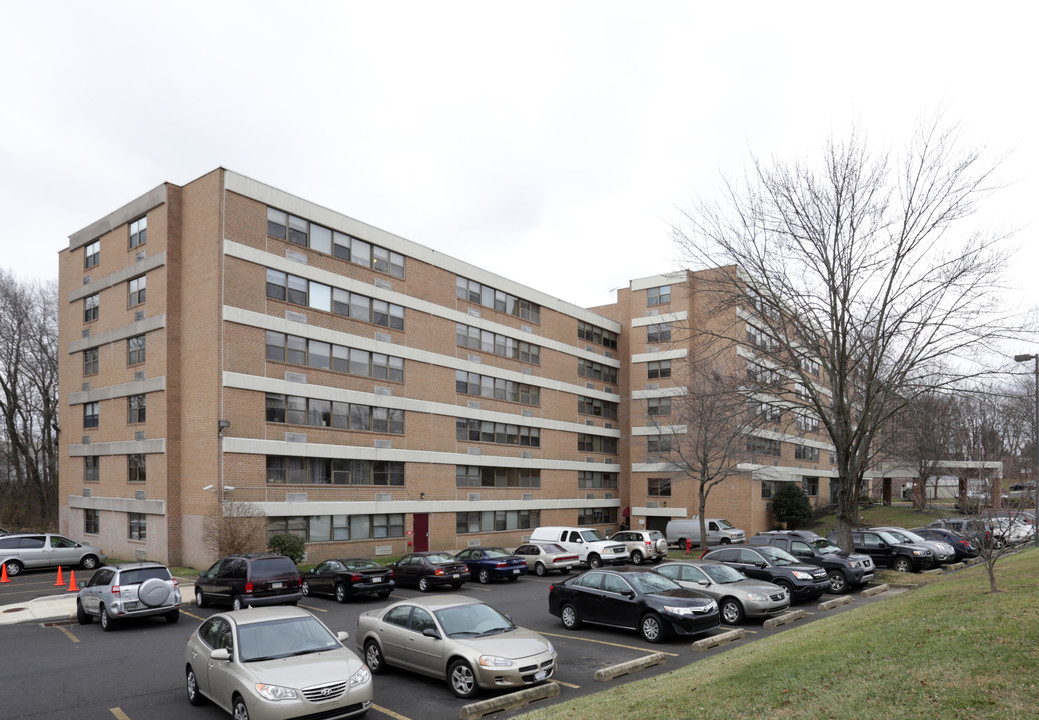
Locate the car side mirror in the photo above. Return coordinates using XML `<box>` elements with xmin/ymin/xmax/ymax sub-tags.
<box><xmin>755</xmin><ymin>561</ymin><xmax>767</xmax><ymax>568</ymax></box>
<box><xmin>696</xmin><ymin>580</ymin><xmax>710</xmax><ymax>586</ymax></box>
<box><xmin>210</xmin><ymin>648</ymin><xmax>231</xmax><ymax>661</ymax></box>
<box><xmin>422</xmin><ymin>628</ymin><xmax>441</xmax><ymax>640</ymax></box>
<box><xmin>621</xmin><ymin>590</ymin><xmax>635</xmax><ymax>598</ymax></box>
<box><xmin>336</xmin><ymin>631</ymin><xmax>349</xmax><ymax>643</ymax></box>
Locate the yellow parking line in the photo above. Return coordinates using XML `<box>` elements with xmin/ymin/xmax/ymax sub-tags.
<box><xmin>56</xmin><ymin>625</ymin><xmax>79</xmax><ymax>643</ymax></box>
<box><xmin>536</xmin><ymin>630</ymin><xmax>679</xmax><ymax>657</ymax></box>
<box><xmin>109</xmin><ymin>708</ymin><xmax>131</xmax><ymax>720</ymax></box>
<box><xmin>180</xmin><ymin>609</ymin><xmax>205</xmax><ymax>621</ymax></box>
<box><xmin>373</xmin><ymin>703</ymin><xmax>413</xmax><ymax>720</ymax></box>
<box><xmin>552</xmin><ymin>679</ymin><xmax>581</xmax><ymax>689</ymax></box>
<box><xmin>301</xmin><ymin>603</ymin><xmax>328</xmax><ymax>613</ymax></box>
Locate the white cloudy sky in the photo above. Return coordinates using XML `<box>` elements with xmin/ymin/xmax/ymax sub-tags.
<box><xmin>2</xmin><ymin>1</ymin><xmax>1036</xmax><ymax>318</ymax></box>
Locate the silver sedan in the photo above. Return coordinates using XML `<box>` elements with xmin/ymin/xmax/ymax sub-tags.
<box><xmin>184</xmin><ymin>606</ymin><xmax>372</xmax><ymax>720</ymax></box>
<box><xmin>356</xmin><ymin>595</ymin><xmax>556</xmax><ymax>698</ymax></box>
<box><xmin>655</xmin><ymin>560</ymin><xmax>790</xmax><ymax>624</ymax></box>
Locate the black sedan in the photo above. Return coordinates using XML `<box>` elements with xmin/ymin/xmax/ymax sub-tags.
<box><xmin>701</xmin><ymin>545</ymin><xmax>830</xmax><ymax>600</ymax></box>
<box><xmin>391</xmin><ymin>552</ymin><xmax>470</xmax><ymax>592</ymax></box>
<box><xmin>548</xmin><ymin>568</ymin><xmax>719</xmax><ymax>643</ymax></box>
<box><xmin>454</xmin><ymin>547</ymin><xmax>528</xmax><ymax>584</ymax></box>
<box><xmin>301</xmin><ymin>557</ymin><xmax>395</xmax><ymax>602</ymax></box>
<box><xmin>911</xmin><ymin>526</ymin><xmax>979</xmax><ymax>561</ymax></box>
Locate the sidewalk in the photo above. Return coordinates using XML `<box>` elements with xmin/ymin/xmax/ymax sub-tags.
<box><xmin>0</xmin><ymin>579</ymin><xmax>197</xmax><ymax>626</ymax></box>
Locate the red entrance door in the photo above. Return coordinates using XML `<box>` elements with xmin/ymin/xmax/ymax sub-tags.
<box><xmin>413</xmin><ymin>514</ymin><xmax>429</xmax><ymax>552</ymax></box>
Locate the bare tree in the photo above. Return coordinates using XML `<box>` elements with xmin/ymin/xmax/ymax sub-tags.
<box><xmin>892</xmin><ymin>390</ymin><xmax>963</xmax><ymax>508</ymax></box>
<box><xmin>202</xmin><ymin>500</ymin><xmax>266</xmax><ymax>557</ymax></box>
<box><xmin>672</xmin><ymin>117</ymin><xmax>1027</xmax><ymax>552</ymax></box>
<box><xmin>0</xmin><ymin>272</ymin><xmax>59</xmax><ymax>530</ymax></box>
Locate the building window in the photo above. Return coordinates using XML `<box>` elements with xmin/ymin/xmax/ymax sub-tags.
<box><xmin>800</xmin><ymin>357</ymin><xmax>820</xmax><ymax>376</ymax></box>
<box><xmin>648</xmin><ymin>477</ymin><xmax>672</xmax><ymax>496</ymax></box>
<box><xmin>266</xmin><ymin>393</ymin><xmax>404</xmax><ymax>434</ymax></box>
<box><xmin>83</xmin><ymin>402</ymin><xmax>99</xmax><ymax>429</ymax></box>
<box><xmin>266</xmin><ymin>456</ymin><xmax>404</xmax><ymax>486</ymax></box>
<box><xmin>455</xmin><ymin>371</ymin><xmax>540</xmax><ymax>406</ymax></box>
<box><xmin>84</xmin><ymin>293</ymin><xmax>99</xmax><ymax>323</ymax></box>
<box><xmin>128</xmin><ymin>276</ymin><xmax>146</xmax><ymax>306</ymax></box>
<box><xmin>455</xmin><ymin>323</ymin><xmax>540</xmax><ymax>365</ymax></box>
<box><xmin>578</xmin><ymin>433</ymin><xmax>618</xmax><ymax>454</ymax></box>
<box><xmin>127</xmin><ymin>335</ymin><xmax>146</xmax><ymax>365</ymax></box>
<box><xmin>456</xmin><ymin>275</ymin><xmax>540</xmax><ymax>324</ymax></box>
<box><xmin>456</xmin><ymin>466</ymin><xmax>541</xmax><ymax>488</ymax></box>
<box><xmin>266</xmin><ymin>207</ymin><xmax>405</xmax><ymax>278</ymax></box>
<box><xmin>746</xmin><ymin>323</ymin><xmax>777</xmax><ymax>350</ymax></box>
<box><xmin>578</xmin><ymin>396</ymin><xmax>619</xmax><ymax>419</ymax></box>
<box><xmin>578</xmin><ymin>471</ymin><xmax>618</xmax><ymax>489</ymax></box>
<box><xmin>456</xmin><ymin>510</ymin><xmax>540</xmax><ymax>534</ymax></box>
<box><xmin>84</xmin><ymin>509</ymin><xmax>99</xmax><ymax>534</ymax></box>
<box><xmin>85</xmin><ymin>240</ymin><xmax>100</xmax><ymax>269</ymax></box>
<box><xmin>266</xmin><ymin>269</ymin><xmax>405</xmax><ymax>330</ymax></box>
<box><xmin>647</xmin><ymin>397</ymin><xmax>671</xmax><ymax>416</ymax></box>
<box><xmin>128</xmin><ymin>454</ymin><xmax>147</xmax><ymax>483</ymax></box>
<box><xmin>748</xmin><ymin>400</ymin><xmax>783</xmax><ymax>423</ymax></box>
<box><xmin>795</xmin><ymin>411</ymin><xmax>820</xmax><ymax>432</ymax></box>
<box><xmin>647</xmin><ymin>435</ymin><xmax>671</xmax><ymax>453</ymax></box>
<box><xmin>577</xmin><ymin>507</ymin><xmax>618</xmax><ymax>525</ymax></box>
<box><xmin>128</xmin><ymin>512</ymin><xmax>147</xmax><ymax>541</ymax></box>
<box><xmin>84</xmin><ymin>456</ymin><xmax>99</xmax><ymax>483</ymax></box>
<box><xmin>265</xmin><ymin>331</ymin><xmax>404</xmax><ymax>382</ymax></box>
<box><xmin>803</xmin><ymin>477</ymin><xmax>819</xmax><ymax>496</ymax></box>
<box><xmin>128</xmin><ymin>394</ymin><xmax>146</xmax><ymax>424</ymax></box>
<box><xmin>647</xmin><ymin>360</ymin><xmax>671</xmax><ymax>379</ymax></box>
<box><xmin>761</xmin><ymin>481</ymin><xmax>776</xmax><ymax>499</ymax></box>
<box><xmin>83</xmin><ymin>348</ymin><xmax>98</xmax><ymax>376</ymax></box>
<box><xmin>129</xmin><ymin>216</ymin><xmax>147</xmax><ymax>248</ymax></box>
<box><xmin>578</xmin><ymin>359</ymin><xmax>618</xmax><ymax>384</ymax></box>
<box><xmin>647</xmin><ymin>322</ymin><xmax>671</xmax><ymax>343</ymax></box>
<box><xmin>455</xmin><ymin>419</ymin><xmax>541</xmax><ymax>447</ymax></box>
<box><xmin>578</xmin><ymin>321</ymin><xmax>618</xmax><ymax>350</ymax></box>
<box><xmin>795</xmin><ymin>383</ymin><xmax>811</xmax><ymax>401</ymax></box>
<box><xmin>647</xmin><ymin>285</ymin><xmax>671</xmax><ymax>306</ymax></box>
<box><xmin>795</xmin><ymin>445</ymin><xmax>820</xmax><ymax>462</ymax></box>
<box><xmin>747</xmin><ymin>436</ymin><xmax>782</xmax><ymax>456</ymax></box>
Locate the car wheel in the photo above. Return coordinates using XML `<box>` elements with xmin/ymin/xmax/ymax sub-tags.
<box><xmin>587</xmin><ymin>554</ymin><xmax>602</xmax><ymax>568</ymax></box>
<box><xmin>364</xmin><ymin>639</ymin><xmax>387</xmax><ymax>674</ymax></box>
<box><xmin>335</xmin><ymin>583</ymin><xmax>349</xmax><ymax>603</ymax></box>
<box><xmin>720</xmin><ymin>598</ymin><xmax>745</xmax><ymax>625</ymax></box>
<box><xmin>4</xmin><ymin>560</ymin><xmax>23</xmax><ymax>577</ymax></box>
<box><xmin>80</xmin><ymin>555</ymin><xmax>100</xmax><ymax>570</ymax></box>
<box><xmin>478</xmin><ymin>568</ymin><xmax>491</xmax><ymax>584</ymax></box>
<box><xmin>534</xmin><ymin>562</ymin><xmax>547</xmax><ymax>577</ymax></box>
<box><xmin>231</xmin><ymin>595</ymin><xmax>245</xmax><ymax>611</ymax></box>
<box><xmin>828</xmin><ymin>571</ymin><xmax>848</xmax><ymax>594</ymax></box>
<box><xmin>418</xmin><ymin>576</ymin><xmax>430</xmax><ymax>593</ymax></box>
<box><xmin>76</xmin><ymin>601</ymin><xmax>93</xmax><ymax>625</ymax></box>
<box><xmin>448</xmin><ymin>659</ymin><xmax>480</xmax><ymax>699</ymax></box>
<box><xmin>560</xmin><ymin>603</ymin><xmax>582</xmax><ymax>630</ymax></box>
<box><xmin>893</xmin><ymin>557</ymin><xmax>912</xmax><ymax>573</ymax></box>
<box><xmin>301</xmin><ymin>580</ymin><xmax>311</xmax><ymax>597</ymax></box>
<box><xmin>186</xmin><ymin>665</ymin><xmax>206</xmax><ymax>706</ymax></box>
<box><xmin>776</xmin><ymin>580</ymin><xmax>794</xmax><ymax>599</ymax></box>
<box><xmin>640</xmin><ymin>612</ymin><xmax>665</xmax><ymax>643</ymax></box>
<box><xmin>99</xmin><ymin>605</ymin><xmax>115</xmax><ymax>632</ymax></box>
<box><xmin>166</xmin><ymin>608</ymin><xmax>180</xmax><ymax>624</ymax></box>
<box><xmin>232</xmin><ymin>694</ymin><xmax>250</xmax><ymax>720</ymax></box>
<box><xmin>631</xmin><ymin>551</ymin><xmax>644</xmax><ymax>565</ymax></box>
<box><xmin>194</xmin><ymin>588</ymin><xmax>207</xmax><ymax>608</ymax></box>
<box><xmin>720</xmin><ymin>538</ymin><xmax>731</xmax><ymax>544</ymax></box>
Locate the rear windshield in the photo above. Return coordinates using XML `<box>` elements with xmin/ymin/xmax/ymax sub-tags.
<box><xmin>648</xmin><ymin>531</ymin><xmax>665</xmax><ymax>541</ymax></box>
<box><xmin>251</xmin><ymin>557</ymin><xmax>298</xmax><ymax>577</ymax></box>
<box><xmin>343</xmin><ymin>559</ymin><xmax>381</xmax><ymax>571</ymax></box>
<box><xmin>427</xmin><ymin>553</ymin><xmax>457</xmax><ymax>564</ymax></box>
<box><xmin>120</xmin><ymin>567</ymin><xmax>171</xmax><ymax>584</ymax></box>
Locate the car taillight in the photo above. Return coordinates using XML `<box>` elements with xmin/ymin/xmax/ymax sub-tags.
<box><xmin>435</xmin><ymin>568</ymin><xmax>445</xmax><ymax>576</ymax></box>
<box><xmin>496</xmin><ymin>562</ymin><xmax>508</xmax><ymax>568</ymax></box>
<box><xmin>388</xmin><ymin>570</ymin><xmax>394</xmax><ymax>578</ymax></box>
<box><xmin>351</xmin><ymin>574</ymin><xmax>363</xmax><ymax>582</ymax></box>
<box><xmin>172</xmin><ymin>579</ymin><xmax>179</xmax><ymax>588</ymax></box>
<box><xmin>111</xmin><ymin>585</ymin><xmax>121</xmax><ymax>596</ymax></box>
<box><xmin>245</xmin><ymin>582</ymin><xmax>254</xmax><ymax>593</ymax></box>
<box><xmin>644</xmin><ymin>541</ymin><xmax>652</xmax><ymax>548</ymax></box>
<box><xmin>549</xmin><ymin>584</ymin><xmax>555</xmax><ymax>592</ymax></box>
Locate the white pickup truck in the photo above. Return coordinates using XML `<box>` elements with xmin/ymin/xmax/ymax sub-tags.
<box><xmin>528</xmin><ymin>526</ymin><xmax>630</xmax><ymax>568</ymax></box>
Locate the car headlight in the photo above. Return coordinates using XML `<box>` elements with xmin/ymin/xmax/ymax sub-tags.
<box><xmin>745</xmin><ymin>593</ymin><xmax>768</xmax><ymax>602</ymax></box>
<box><xmin>479</xmin><ymin>655</ymin><xmax>513</xmax><ymax>667</ymax></box>
<box><xmin>665</xmin><ymin>602</ymin><xmax>715</xmax><ymax>615</ymax></box>
<box><xmin>791</xmin><ymin>571</ymin><xmax>813</xmax><ymax>580</ymax></box>
<box><xmin>255</xmin><ymin>683</ymin><xmax>298</xmax><ymax>701</ymax></box>
<box><xmin>350</xmin><ymin>664</ymin><xmax>372</xmax><ymax>687</ymax></box>
<box><xmin>912</xmin><ymin>550</ymin><xmax>926</xmax><ymax>556</ymax></box>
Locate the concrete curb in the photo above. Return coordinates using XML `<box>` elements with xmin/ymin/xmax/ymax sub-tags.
<box><xmin>860</xmin><ymin>583</ymin><xmax>890</xmax><ymax>597</ymax></box>
<box><xmin>691</xmin><ymin>628</ymin><xmax>745</xmax><ymax>652</ymax></box>
<box><xmin>593</xmin><ymin>652</ymin><xmax>668</xmax><ymax>681</ymax></box>
<box><xmin>459</xmin><ymin>682</ymin><xmax>560</xmax><ymax>720</ymax></box>
<box><xmin>763</xmin><ymin>609</ymin><xmax>806</xmax><ymax>629</ymax></box>
<box><xmin>818</xmin><ymin>595</ymin><xmax>853</xmax><ymax>611</ymax></box>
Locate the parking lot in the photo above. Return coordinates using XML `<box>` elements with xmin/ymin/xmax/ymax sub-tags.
<box><xmin>0</xmin><ymin>563</ymin><xmax>900</xmax><ymax>720</ymax></box>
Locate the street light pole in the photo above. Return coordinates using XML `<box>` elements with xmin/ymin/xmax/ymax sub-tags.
<box><xmin>1013</xmin><ymin>354</ymin><xmax>1039</xmax><ymax>548</ymax></box>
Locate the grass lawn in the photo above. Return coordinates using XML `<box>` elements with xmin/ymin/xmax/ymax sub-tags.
<box><xmin>520</xmin><ymin>548</ymin><xmax>1039</xmax><ymax>720</ymax></box>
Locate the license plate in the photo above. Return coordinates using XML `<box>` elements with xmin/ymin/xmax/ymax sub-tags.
<box><xmin>535</xmin><ymin>669</ymin><xmax>547</xmax><ymax>681</ymax></box>
<box><xmin>513</xmin><ymin>568</ymin><xmax>520</xmax><ymax>574</ymax></box>
<box><xmin>372</xmin><ymin>577</ymin><xmax>381</xmax><ymax>583</ymax></box>
<box><xmin>272</xmin><ymin>582</ymin><xmax>283</xmax><ymax>589</ymax></box>
<box><xmin>125</xmin><ymin>602</ymin><xmax>139</xmax><ymax>610</ymax></box>
<box><xmin>452</xmin><ymin>574</ymin><xmax>460</xmax><ymax>579</ymax></box>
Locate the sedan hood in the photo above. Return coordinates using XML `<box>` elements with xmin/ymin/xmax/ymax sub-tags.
<box><xmin>734</xmin><ymin>579</ymin><xmax>784</xmax><ymax>593</ymax></box>
<box><xmin>453</xmin><ymin>628</ymin><xmax>552</xmax><ymax>660</ymax></box>
<box><xmin>241</xmin><ymin>647</ymin><xmax>363</xmax><ymax>686</ymax></box>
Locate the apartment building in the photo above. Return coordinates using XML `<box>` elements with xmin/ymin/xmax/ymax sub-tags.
<box><xmin>57</xmin><ymin>169</ymin><xmax>626</xmax><ymax>568</ymax></box>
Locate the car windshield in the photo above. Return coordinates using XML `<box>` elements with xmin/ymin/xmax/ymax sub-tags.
<box><xmin>238</xmin><ymin>616</ymin><xmax>340</xmax><ymax>662</ymax></box>
<box><xmin>755</xmin><ymin>546</ymin><xmax>798</xmax><ymax>566</ymax></box>
<box><xmin>715</xmin><ymin>519</ymin><xmax>735</xmax><ymax>530</ymax></box>
<box><xmin>435</xmin><ymin>603</ymin><xmax>515</xmax><ymax>637</ymax></box>
<box><xmin>698</xmin><ymin>563</ymin><xmax>746</xmax><ymax>584</ymax></box>
<box><xmin>809</xmin><ymin>538</ymin><xmax>841</xmax><ymax>555</ymax></box>
<box><xmin>427</xmin><ymin>553</ymin><xmax>457</xmax><ymax>564</ymax></box>
<box><xmin>343</xmin><ymin>559</ymin><xmax>381</xmax><ymax>571</ymax></box>
<box><xmin>482</xmin><ymin>548</ymin><xmax>512</xmax><ymax>557</ymax></box>
<box><xmin>897</xmin><ymin>529</ymin><xmax>927</xmax><ymax>544</ymax></box>
<box><xmin>883</xmin><ymin>529</ymin><xmax>911</xmax><ymax>543</ymax></box>
<box><xmin>579</xmin><ymin>529</ymin><xmax>608</xmax><ymax>542</ymax></box>
<box><xmin>627</xmin><ymin>572</ymin><xmax>680</xmax><ymax>594</ymax></box>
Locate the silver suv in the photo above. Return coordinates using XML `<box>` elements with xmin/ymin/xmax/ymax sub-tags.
<box><xmin>77</xmin><ymin>562</ymin><xmax>182</xmax><ymax>630</ymax></box>
<box><xmin>609</xmin><ymin>530</ymin><xmax>670</xmax><ymax>564</ymax></box>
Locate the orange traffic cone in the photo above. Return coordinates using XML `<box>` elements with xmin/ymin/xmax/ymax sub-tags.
<box><xmin>67</xmin><ymin>570</ymin><xmax>79</xmax><ymax>592</ymax></box>
<box><xmin>1</xmin><ymin>563</ymin><xmax>9</xmax><ymax>583</ymax></box>
<box><xmin>54</xmin><ymin>566</ymin><xmax>66</xmax><ymax>586</ymax></box>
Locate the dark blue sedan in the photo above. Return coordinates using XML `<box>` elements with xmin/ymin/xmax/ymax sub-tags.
<box><xmin>454</xmin><ymin>547</ymin><xmax>528</xmax><ymax>584</ymax></box>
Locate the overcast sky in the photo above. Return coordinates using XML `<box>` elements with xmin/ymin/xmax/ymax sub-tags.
<box><xmin>3</xmin><ymin>2</ymin><xmax>1035</xmax><ymax>320</ymax></box>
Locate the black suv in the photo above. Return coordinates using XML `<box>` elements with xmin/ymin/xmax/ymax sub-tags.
<box><xmin>194</xmin><ymin>553</ymin><xmax>302</xmax><ymax>610</ymax></box>
<box><xmin>749</xmin><ymin>530</ymin><xmax>875</xmax><ymax>593</ymax></box>
<box><xmin>826</xmin><ymin>529</ymin><xmax>933</xmax><ymax>573</ymax></box>
<box><xmin>700</xmin><ymin>544</ymin><xmax>830</xmax><ymax>600</ymax></box>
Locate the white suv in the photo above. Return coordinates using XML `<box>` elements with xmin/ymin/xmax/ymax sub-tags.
<box><xmin>528</xmin><ymin>527</ymin><xmax>629</xmax><ymax>568</ymax></box>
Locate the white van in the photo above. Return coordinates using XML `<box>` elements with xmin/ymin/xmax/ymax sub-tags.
<box><xmin>665</xmin><ymin>518</ymin><xmax>745</xmax><ymax>548</ymax></box>
<box><xmin>528</xmin><ymin>527</ymin><xmax>630</xmax><ymax>568</ymax></box>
